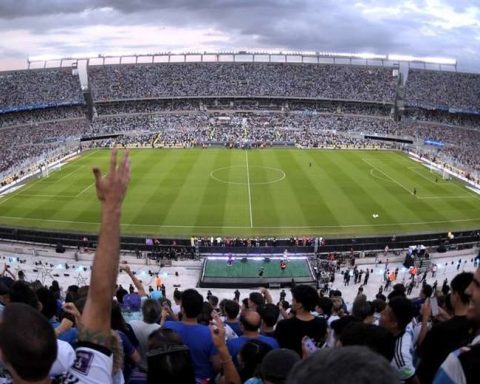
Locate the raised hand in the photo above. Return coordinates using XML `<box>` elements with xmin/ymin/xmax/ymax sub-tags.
<box><xmin>92</xmin><ymin>149</ymin><xmax>130</xmax><ymax>205</ymax></box>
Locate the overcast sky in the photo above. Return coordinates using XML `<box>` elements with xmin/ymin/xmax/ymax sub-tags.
<box><xmin>0</xmin><ymin>0</ymin><xmax>479</xmax><ymax>72</ymax></box>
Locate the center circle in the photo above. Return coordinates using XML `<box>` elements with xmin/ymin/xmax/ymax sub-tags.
<box><xmin>210</xmin><ymin>165</ymin><xmax>286</xmax><ymax>185</ymax></box>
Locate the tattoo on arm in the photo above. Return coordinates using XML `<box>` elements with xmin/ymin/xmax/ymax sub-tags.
<box><xmin>77</xmin><ymin>326</ymin><xmax>113</xmax><ymax>349</ymax></box>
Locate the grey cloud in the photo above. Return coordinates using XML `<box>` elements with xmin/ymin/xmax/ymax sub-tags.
<box><xmin>0</xmin><ymin>0</ymin><xmax>478</xmax><ymax>70</ymax></box>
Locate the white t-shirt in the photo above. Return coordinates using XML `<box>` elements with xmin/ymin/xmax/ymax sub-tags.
<box><xmin>0</xmin><ymin>346</ymin><xmax>113</xmax><ymax>384</ymax></box>
<box><xmin>129</xmin><ymin>320</ymin><xmax>161</xmax><ymax>371</ymax></box>
<box><xmin>51</xmin><ymin>339</ymin><xmax>75</xmax><ymax>376</ymax></box>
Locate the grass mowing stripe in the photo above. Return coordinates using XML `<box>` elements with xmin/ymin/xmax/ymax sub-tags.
<box><xmin>1</xmin><ymin>149</ymin><xmax>479</xmax><ymax>236</ymax></box>
<box><xmin>245</xmin><ymin>151</ymin><xmax>254</xmax><ymax>228</ymax></box>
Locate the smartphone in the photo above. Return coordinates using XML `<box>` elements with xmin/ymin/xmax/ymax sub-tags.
<box><xmin>302</xmin><ymin>337</ymin><xmax>318</xmax><ymax>354</ymax></box>
<box><xmin>430</xmin><ymin>297</ymin><xmax>439</xmax><ymax>317</ymax></box>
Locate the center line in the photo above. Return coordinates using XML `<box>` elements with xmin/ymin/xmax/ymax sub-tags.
<box><xmin>245</xmin><ymin>151</ymin><xmax>253</xmax><ymax>228</ymax></box>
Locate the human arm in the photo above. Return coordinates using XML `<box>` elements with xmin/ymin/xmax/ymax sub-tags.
<box><xmin>79</xmin><ymin>149</ymin><xmax>130</xmax><ymax>349</ymax></box>
<box><xmin>1</xmin><ymin>264</ymin><xmax>15</xmax><ymax>279</ymax></box>
<box><xmin>123</xmin><ymin>265</ymin><xmax>147</xmax><ymax>297</ymax></box>
<box><xmin>260</xmin><ymin>287</ymin><xmax>273</xmax><ymax>304</ymax></box>
<box><xmin>417</xmin><ymin>299</ymin><xmax>431</xmax><ymax>349</ymax></box>
<box><xmin>210</xmin><ymin>315</ymin><xmax>241</xmax><ymax>384</ymax></box>
<box><xmin>55</xmin><ymin>317</ymin><xmax>74</xmax><ymax>337</ymax></box>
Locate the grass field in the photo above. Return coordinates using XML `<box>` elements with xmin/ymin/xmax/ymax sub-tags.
<box><xmin>204</xmin><ymin>258</ymin><xmax>311</xmax><ymax>278</ymax></box>
<box><xmin>0</xmin><ymin>148</ymin><xmax>479</xmax><ymax>237</ymax></box>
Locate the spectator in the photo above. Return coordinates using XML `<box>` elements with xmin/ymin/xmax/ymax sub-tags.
<box><xmin>434</xmin><ymin>267</ymin><xmax>480</xmax><ymax>384</ymax></box>
<box><xmin>286</xmin><ymin>346</ymin><xmax>400</xmax><ymax>384</ymax></box>
<box><xmin>417</xmin><ymin>272</ymin><xmax>475</xmax><ymax>383</ymax></box>
<box><xmin>224</xmin><ymin>299</ymin><xmax>243</xmax><ymax>337</ymax></box>
<box><xmin>274</xmin><ymin>285</ymin><xmax>327</xmax><ymax>356</ymax></box>
<box><xmin>163</xmin><ymin>289</ymin><xmax>220</xmax><ymax>382</ymax></box>
<box><xmin>259</xmin><ymin>303</ymin><xmax>280</xmax><ymax>338</ymax></box>
<box><xmin>227</xmin><ymin>310</ymin><xmax>279</xmax><ymax>366</ymax></box>
<box><xmin>379</xmin><ymin>297</ymin><xmax>418</xmax><ymax>383</ymax></box>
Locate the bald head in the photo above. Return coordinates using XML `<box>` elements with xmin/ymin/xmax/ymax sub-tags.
<box><xmin>241</xmin><ymin>310</ymin><xmax>261</xmax><ymax>332</ymax></box>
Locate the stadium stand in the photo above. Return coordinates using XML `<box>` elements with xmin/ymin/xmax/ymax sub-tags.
<box><xmin>88</xmin><ymin>63</ymin><xmax>397</xmax><ymax>103</ymax></box>
<box><xmin>0</xmin><ymin>68</ymin><xmax>84</xmax><ymax>113</ymax></box>
<box><xmin>0</xmin><ymin>149</ymin><xmax>479</xmax><ymax>383</ymax></box>
<box><xmin>405</xmin><ymin>69</ymin><xmax>480</xmax><ymax>113</ymax></box>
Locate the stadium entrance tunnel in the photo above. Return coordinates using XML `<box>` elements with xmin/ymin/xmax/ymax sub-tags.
<box><xmin>210</xmin><ymin>165</ymin><xmax>286</xmax><ymax>185</ymax></box>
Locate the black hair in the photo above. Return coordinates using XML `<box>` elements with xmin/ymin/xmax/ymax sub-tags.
<box><xmin>317</xmin><ymin>297</ymin><xmax>333</xmax><ymax>317</ymax></box>
<box><xmin>422</xmin><ymin>284</ymin><xmax>433</xmax><ymax>298</ymax></box>
<box><xmin>9</xmin><ymin>281</ymin><xmax>39</xmax><ymax>309</ymax></box>
<box><xmin>450</xmin><ymin>272</ymin><xmax>474</xmax><ymax>305</ymax></box>
<box><xmin>0</xmin><ymin>303</ymin><xmax>57</xmax><ymax>381</ymax></box>
<box><xmin>339</xmin><ymin>323</ymin><xmax>395</xmax><ymax>361</ymax></box>
<box><xmin>181</xmin><ymin>289</ymin><xmax>204</xmax><ymax>319</ymax></box>
<box><xmin>388</xmin><ymin>297</ymin><xmax>415</xmax><ymax>330</ymax></box>
<box><xmin>239</xmin><ymin>339</ymin><xmax>273</xmax><ymax>383</ymax></box>
<box><xmin>208</xmin><ymin>295</ymin><xmax>219</xmax><ymax>307</ymax></box>
<box><xmin>224</xmin><ymin>299</ymin><xmax>240</xmax><ymax>320</ymax></box>
<box><xmin>286</xmin><ymin>346</ymin><xmax>399</xmax><ymax>384</ymax></box>
<box><xmin>259</xmin><ymin>303</ymin><xmax>280</xmax><ymax>327</ymax></box>
<box><xmin>249</xmin><ymin>292</ymin><xmax>265</xmax><ymax>309</ymax></box>
<box><xmin>291</xmin><ymin>285</ymin><xmax>319</xmax><ymax>312</ymax></box>
<box><xmin>142</xmin><ymin>299</ymin><xmax>162</xmax><ymax>324</ymax></box>
<box><xmin>36</xmin><ymin>287</ymin><xmax>58</xmax><ymax>320</ymax></box>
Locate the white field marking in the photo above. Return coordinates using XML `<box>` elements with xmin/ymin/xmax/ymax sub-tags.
<box><xmin>75</xmin><ymin>172</ymin><xmax>109</xmax><ymax>198</ymax></box>
<box><xmin>75</xmin><ymin>182</ymin><xmax>95</xmax><ymax>198</ymax></box>
<box><xmin>0</xmin><ymin>177</ymin><xmax>45</xmax><ymax>207</ymax></box>
<box><xmin>407</xmin><ymin>167</ymin><xmax>448</xmax><ymax>185</ymax></box>
<box><xmin>369</xmin><ymin>168</ymin><xmax>393</xmax><ymax>184</ymax></box>
<box><xmin>363</xmin><ymin>158</ymin><xmax>414</xmax><ymax>196</ymax></box>
<box><xmin>10</xmin><ymin>194</ymin><xmax>77</xmax><ymax>198</ymax></box>
<box><xmin>210</xmin><ymin>165</ymin><xmax>286</xmax><ymax>185</ymax></box>
<box><xmin>43</xmin><ymin>166</ymin><xmax>84</xmax><ymax>184</ymax></box>
<box><xmin>0</xmin><ymin>150</ymin><xmax>101</xmax><ymax>206</ymax></box>
<box><xmin>245</xmin><ymin>151</ymin><xmax>253</xmax><ymax>228</ymax></box>
<box><xmin>0</xmin><ymin>216</ymin><xmax>479</xmax><ymax>229</ymax></box>
<box><xmin>42</xmin><ymin>150</ymin><xmax>99</xmax><ymax>183</ymax></box>
<box><xmin>408</xmin><ymin>166</ymin><xmax>480</xmax><ymax>200</ymax></box>
<box><xmin>417</xmin><ymin>195</ymin><xmax>475</xmax><ymax>200</ymax></box>
<box><xmin>371</xmin><ymin>168</ymin><xmax>472</xmax><ymax>200</ymax></box>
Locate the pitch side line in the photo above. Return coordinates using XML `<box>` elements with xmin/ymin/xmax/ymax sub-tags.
<box><xmin>363</xmin><ymin>158</ymin><xmax>414</xmax><ymax>196</ymax></box>
<box><xmin>0</xmin><ymin>215</ymin><xmax>478</xmax><ymax>229</ymax></box>
<box><xmin>245</xmin><ymin>151</ymin><xmax>253</xmax><ymax>228</ymax></box>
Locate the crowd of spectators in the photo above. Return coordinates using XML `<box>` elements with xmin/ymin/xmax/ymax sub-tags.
<box><xmin>0</xmin><ymin>68</ymin><xmax>83</xmax><ymax>112</ymax></box>
<box><xmin>405</xmin><ymin>69</ymin><xmax>480</xmax><ymax>113</ymax></box>
<box><xmin>404</xmin><ymin>108</ymin><xmax>480</xmax><ymax>130</ymax></box>
<box><xmin>0</xmin><ymin>119</ymin><xmax>88</xmax><ymax>178</ymax></box>
<box><xmin>88</xmin><ymin>63</ymin><xmax>397</xmax><ymax>103</ymax></box>
<box><xmin>95</xmin><ymin>99</ymin><xmax>392</xmax><ymax>117</ymax></box>
<box><xmin>0</xmin><ymin>150</ymin><xmax>479</xmax><ymax>384</ymax></box>
<box><xmin>0</xmin><ymin>106</ymin><xmax>86</xmax><ymax>128</ymax></box>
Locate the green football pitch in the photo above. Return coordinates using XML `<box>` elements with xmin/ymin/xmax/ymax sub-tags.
<box><xmin>204</xmin><ymin>258</ymin><xmax>311</xmax><ymax>278</ymax></box>
<box><xmin>0</xmin><ymin>148</ymin><xmax>479</xmax><ymax>237</ymax></box>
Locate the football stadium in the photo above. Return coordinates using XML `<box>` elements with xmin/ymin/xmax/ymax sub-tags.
<box><xmin>1</xmin><ymin>37</ymin><xmax>480</xmax><ymax>384</ymax></box>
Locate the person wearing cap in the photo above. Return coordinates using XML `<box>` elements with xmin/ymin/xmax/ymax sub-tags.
<box><xmin>379</xmin><ymin>296</ymin><xmax>419</xmax><ymax>383</ymax></box>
